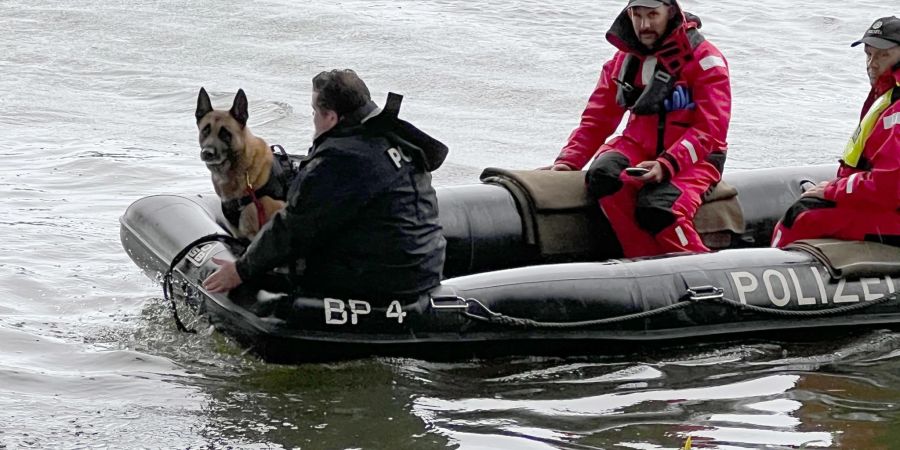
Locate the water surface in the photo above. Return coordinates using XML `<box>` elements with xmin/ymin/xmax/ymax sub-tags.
<box><xmin>1</xmin><ymin>0</ymin><xmax>898</xmax><ymax>447</ymax></box>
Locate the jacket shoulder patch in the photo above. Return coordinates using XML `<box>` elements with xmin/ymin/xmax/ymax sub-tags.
<box><xmin>386</xmin><ymin>147</ymin><xmax>412</xmax><ymax>169</ymax></box>
<box><xmin>699</xmin><ymin>55</ymin><xmax>726</xmax><ymax>71</ymax></box>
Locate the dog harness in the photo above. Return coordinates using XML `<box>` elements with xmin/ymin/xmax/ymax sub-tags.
<box><xmin>222</xmin><ymin>145</ymin><xmax>298</xmax><ymax>231</ymax></box>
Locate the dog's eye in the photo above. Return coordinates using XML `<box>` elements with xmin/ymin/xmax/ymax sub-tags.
<box><xmin>218</xmin><ymin>128</ymin><xmax>232</xmax><ymax>145</ymax></box>
<box><xmin>201</xmin><ymin>124</ymin><xmax>211</xmax><ymax>138</ymax></box>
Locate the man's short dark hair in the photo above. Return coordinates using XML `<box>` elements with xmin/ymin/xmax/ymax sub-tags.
<box><xmin>312</xmin><ymin>69</ymin><xmax>372</xmax><ymax>117</ymax></box>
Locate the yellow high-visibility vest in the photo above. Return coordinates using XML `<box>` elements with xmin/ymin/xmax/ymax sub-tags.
<box><xmin>843</xmin><ymin>85</ymin><xmax>900</xmax><ymax>167</ymax></box>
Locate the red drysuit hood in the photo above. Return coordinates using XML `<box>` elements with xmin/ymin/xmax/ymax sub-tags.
<box><xmin>606</xmin><ymin>0</ymin><xmax>702</xmax><ymax>56</ymax></box>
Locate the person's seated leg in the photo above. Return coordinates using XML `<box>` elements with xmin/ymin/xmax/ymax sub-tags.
<box><xmin>772</xmin><ymin>198</ymin><xmax>900</xmax><ymax>248</ymax></box>
<box><xmin>588</xmin><ymin>150</ymin><xmax>661</xmax><ymax>257</ymax></box>
<box><xmin>635</xmin><ymin>163</ymin><xmax>719</xmax><ymax>254</ymax></box>
<box><xmin>771</xmin><ymin>197</ymin><xmax>836</xmax><ymax>247</ymax></box>
<box><xmin>586</xmin><ymin>151</ymin><xmax>631</xmax><ymax>200</ymax></box>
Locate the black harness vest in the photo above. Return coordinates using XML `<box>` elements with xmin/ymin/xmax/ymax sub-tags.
<box><xmin>614</xmin><ymin>28</ymin><xmax>706</xmax><ymax>115</ymax></box>
<box><xmin>614</xmin><ymin>28</ymin><xmax>706</xmax><ymax>155</ymax></box>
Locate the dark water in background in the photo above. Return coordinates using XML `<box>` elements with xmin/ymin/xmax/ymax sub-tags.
<box><xmin>2</xmin><ymin>0</ymin><xmax>900</xmax><ymax>448</ymax></box>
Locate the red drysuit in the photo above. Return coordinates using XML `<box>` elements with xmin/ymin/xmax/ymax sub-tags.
<box><xmin>772</xmin><ymin>67</ymin><xmax>900</xmax><ymax>248</ymax></box>
<box><xmin>556</xmin><ymin>1</ymin><xmax>732</xmax><ymax>258</ymax></box>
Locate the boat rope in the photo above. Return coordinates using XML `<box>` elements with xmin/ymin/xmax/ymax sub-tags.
<box><xmin>709</xmin><ymin>292</ymin><xmax>898</xmax><ymax>317</ymax></box>
<box><xmin>462</xmin><ymin>296</ymin><xmax>695</xmax><ymax>329</ymax></box>
<box><xmin>163</xmin><ymin>234</ymin><xmax>246</xmax><ymax>333</ymax></box>
<box><xmin>458</xmin><ymin>291</ymin><xmax>900</xmax><ymax>330</ymax></box>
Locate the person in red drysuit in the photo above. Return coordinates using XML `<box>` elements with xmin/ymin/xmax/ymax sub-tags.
<box><xmin>772</xmin><ymin>16</ymin><xmax>900</xmax><ymax>248</ymax></box>
<box><xmin>547</xmin><ymin>0</ymin><xmax>731</xmax><ymax>258</ymax></box>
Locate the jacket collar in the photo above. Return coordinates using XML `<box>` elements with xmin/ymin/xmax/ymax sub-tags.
<box><xmin>861</xmin><ymin>66</ymin><xmax>900</xmax><ymax>119</ymax></box>
<box><xmin>878</xmin><ymin>66</ymin><xmax>900</xmax><ymax>95</ymax></box>
<box><xmin>605</xmin><ymin>0</ymin><xmax>696</xmax><ymax>56</ymax></box>
<box><xmin>311</xmin><ymin>101</ymin><xmax>379</xmax><ymax>148</ymax></box>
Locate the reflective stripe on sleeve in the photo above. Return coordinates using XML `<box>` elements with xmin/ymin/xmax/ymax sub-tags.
<box><xmin>699</xmin><ymin>55</ymin><xmax>726</xmax><ymax>71</ymax></box>
<box><xmin>675</xmin><ymin>226</ymin><xmax>689</xmax><ymax>246</ymax></box>
<box><xmin>884</xmin><ymin>112</ymin><xmax>900</xmax><ymax>130</ymax></box>
<box><xmin>846</xmin><ymin>172</ymin><xmax>860</xmax><ymax>194</ymax></box>
<box><xmin>682</xmin><ymin>140</ymin><xmax>698</xmax><ymax>163</ymax></box>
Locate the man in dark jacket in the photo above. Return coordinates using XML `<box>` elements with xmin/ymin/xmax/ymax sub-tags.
<box><xmin>203</xmin><ymin>69</ymin><xmax>447</xmax><ymax>303</ymax></box>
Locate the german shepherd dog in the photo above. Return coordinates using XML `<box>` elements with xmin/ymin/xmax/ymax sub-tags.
<box><xmin>195</xmin><ymin>88</ymin><xmax>287</xmax><ymax>239</ymax></box>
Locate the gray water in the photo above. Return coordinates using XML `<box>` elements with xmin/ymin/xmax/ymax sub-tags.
<box><xmin>2</xmin><ymin>0</ymin><xmax>899</xmax><ymax>448</ymax></box>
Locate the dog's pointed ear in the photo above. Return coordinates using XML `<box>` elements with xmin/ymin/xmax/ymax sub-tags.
<box><xmin>196</xmin><ymin>87</ymin><xmax>213</xmax><ymax>123</ymax></box>
<box><xmin>230</xmin><ymin>89</ymin><xmax>249</xmax><ymax>128</ymax></box>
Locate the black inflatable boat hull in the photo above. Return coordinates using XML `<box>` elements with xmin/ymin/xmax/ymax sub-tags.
<box><xmin>120</xmin><ymin>165</ymin><xmax>900</xmax><ymax>362</ymax></box>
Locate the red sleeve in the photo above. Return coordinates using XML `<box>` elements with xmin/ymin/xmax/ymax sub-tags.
<box><xmin>656</xmin><ymin>45</ymin><xmax>731</xmax><ymax>177</ymax></box>
<box><xmin>823</xmin><ymin>105</ymin><xmax>900</xmax><ymax>209</ymax></box>
<box><xmin>555</xmin><ymin>55</ymin><xmax>627</xmax><ymax>170</ymax></box>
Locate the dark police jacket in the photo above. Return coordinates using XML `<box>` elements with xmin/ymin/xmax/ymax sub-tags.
<box><xmin>235</xmin><ymin>95</ymin><xmax>447</xmax><ymax>302</ymax></box>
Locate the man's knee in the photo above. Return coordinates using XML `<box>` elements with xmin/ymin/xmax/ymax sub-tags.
<box><xmin>586</xmin><ymin>152</ymin><xmax>630</xmax><ymax>199</ymax></box>
<box><xmin>781</xmin><ymin>197</ymin><xmax>836</xmax><ymax>229</ymax></box>
<box><xmin>635</xmin><ymin>183</ymin><xmax>683</xmax><ymax>235</ymax></box>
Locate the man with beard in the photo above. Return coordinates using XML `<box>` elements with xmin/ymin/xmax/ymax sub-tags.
<box><xmin>546</xmin><ymin>0</ymin><xmax>731</xmax><ymax>258</ymax></box>
<box><xmin>772</xmin><ymin>17</ymin><xmax>900</xmax><ymax>248</ymax></box>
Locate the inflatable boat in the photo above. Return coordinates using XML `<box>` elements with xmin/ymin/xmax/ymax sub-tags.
<box><xmin>120</xmin><ymin>165</ymin><xmax>900</xmax><ymax>362</ymax></box>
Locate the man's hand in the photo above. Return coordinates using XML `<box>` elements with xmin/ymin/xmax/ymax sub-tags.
<box><xmin>636</xmin><ymin>160</ymin><xmax>664</xmax><ymax>183</ymax></box>
<box><xmin>537</xmin><ymin>164</ymin><xmax>573</xmax><ymax>171</ymax></box>
<box><xmin>801</xmin><ymin>181</ymin><xmax>830</xmax><ymax>199</ymax></box>
<box><xmin>202</xmin><ymin>257</ymin><xmax>243</xmax><ymax>293</ymax></box>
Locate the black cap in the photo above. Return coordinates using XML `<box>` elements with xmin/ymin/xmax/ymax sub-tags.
<box><xmin>851</xmin><ymin>16</ymin><xmax>900</xmax><ymax>49</ymax></box>
<box><xmin>627</xmin><ymin>0</ymin><xmax>673</xmax><ymax>8</ymax></box>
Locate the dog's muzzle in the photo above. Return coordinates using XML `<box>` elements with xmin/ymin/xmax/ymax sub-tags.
<box><xmin>201</xmin><ymin>146</ymin><xmax>226</xmax><ymax>166</ymax></box>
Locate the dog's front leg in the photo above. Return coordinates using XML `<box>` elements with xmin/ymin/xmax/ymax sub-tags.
<box><xmin>239</xmin><ymin>197</ymin><xmax>286</xmax><ymax>238</ymax></box>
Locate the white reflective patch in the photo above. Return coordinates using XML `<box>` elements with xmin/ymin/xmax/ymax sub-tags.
<box><xmin>386</xmin><ymin>147</ymin><xmax>404</xmax><ymax>169</ymax></box>
<box><xmin>834</xmin><ymin>278</ymin><xmax>860</xmax><ymax>303</ymax></box>
<box><xmin>699</xmin><ymin>55</ymin><xmax>726</xmax><ymax>71</ymax></box>
<box><xmin>730</xmin><ymin>272</ymin><xmax>758</xmax><ymax>304</ymax></box>
<box><xmin>187</xmin><ymin>243</ymin><xmax>215</xmax><ymax>267</ymax></box>
<box><xmin>324</xmin><ymin>298</ymin><xmax>348</xmax><ymax>325</ymax></box>
<box><xmin>682</xmin><ymin>140</ymin><xmax>698</xmax><ymax>163</ymax></box>
<box><xmin>386</xmin><ymin>300</ymin><xmax>407</xmax><ymax>324</ymax></box>
<box><xmin>884</xmin><ymin>112</ymin><xmax>900</xmax><ymax>129</ymax></box>
<box><xmin>846</xmin><ymin>172</ymin><xmax>860</xmax><ymax>194</ymax></box>
<box><xmin>763</xmin><ymin>269</ymin><xmax>791</xmax><ymax>307</ymax></box>
<box><xmin>642</xmin><ymin>56</ymin><xmax>658</xmax><ymax>85</ymax></box>
<box><xmin>771</xmin><ymin>230</ymin><xmax>782</xmax><ymax>248</ymax></box>
<box><xmin>789</xmin><ymin>268</ymin><xmax>817</xmax><ymax>305</ymax></box>
<box><xmin>348</xmin><ymin>300</ymin><xmax>372</xmax><ymax>325</ymax></box>
<box><xmin>675</xmin><ymin>226</ymin><xmax>689</xmax><ymax>246</ymax></box>
<box><xmin>861</xmin><ymin>278</ymin><xmax>885</xmax><ymax>301</ymax></box>
<box><xmin>811</xmin><ymin>267</ymin><xmax>828</xmax><ymax>303</ymax></box>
